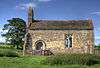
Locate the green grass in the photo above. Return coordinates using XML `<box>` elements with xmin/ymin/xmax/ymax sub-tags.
<box><xmin>0</xmin><ymin>44</ymin><xmax>100</xmax><ymax>68</ymax></box>
<box><xmin>0</xmin><ymin>56</ymin><xmax>100</xmax><ymax>68</ymax></box>
<box><xmin>42</xmin><ymin>53</ymin><xmax>100</xmax><ymax>65</ymax></box>
<box><xmin>0</xmin><ymin>49</ymin><xmax>19</xmax><ymax>57</ymax></box>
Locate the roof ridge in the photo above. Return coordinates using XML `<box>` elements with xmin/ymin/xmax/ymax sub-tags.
<box><xmin>34</xmin><ymin>19</ymin><xmax>91</xmax><ymax>22</ymax></box>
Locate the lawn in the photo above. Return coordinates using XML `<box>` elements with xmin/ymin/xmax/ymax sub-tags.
<box><xmin>0</xmin><ymin>44</ymin><xmax>100</xmax><ymax>68</ymax></box>
<box><xmin>0</xmin><ymin>56</ymin><xmax>100</xmax><ymax>68</ymax></box>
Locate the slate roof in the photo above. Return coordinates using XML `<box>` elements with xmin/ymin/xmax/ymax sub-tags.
<box><xmin>29</xmin><ymin>20</ymin><xmax>93</xmax><ymax>30</ymax></box>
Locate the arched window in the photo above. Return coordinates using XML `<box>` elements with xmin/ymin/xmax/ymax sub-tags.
<box><xmin>65</xmin><ymin>34</ymin><xmax>72</xmax><ymax>48</ymax></box>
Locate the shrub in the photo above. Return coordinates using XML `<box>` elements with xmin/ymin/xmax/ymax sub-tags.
<box><xmin>42</xmin><ymin>53</ymin><xmax>100</xmax><ymax>65</ymax></box>
<box><xmin>0</xmin><ymin>49</ymin><xmax>19</xmax><ymax>57</ymax></box>
<box><xmin>0</xmin><ymin>45</ymin><xmax>14</xmax><ymax>49</ymax></box>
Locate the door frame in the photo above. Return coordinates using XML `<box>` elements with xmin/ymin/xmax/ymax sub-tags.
<box><xmin>35</xmin><ymin>40</ymin><xmax>46</xmax><ymax>50</ymax></box>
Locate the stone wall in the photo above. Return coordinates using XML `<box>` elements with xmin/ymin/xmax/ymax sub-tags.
<box><xmin>28</xmin><ymin>30</ymin><xmax>94</xmax><ymax>54</ymax></box>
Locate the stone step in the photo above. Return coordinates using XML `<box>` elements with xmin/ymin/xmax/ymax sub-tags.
<box><xmin>32</xmin><ymin>50</ymin><xmax>53</xmax><ymax>56</ymax></box>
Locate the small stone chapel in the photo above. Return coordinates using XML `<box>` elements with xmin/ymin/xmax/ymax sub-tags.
<box><xmin>25</xmin><ymin>6</ymin><xmax>94</xmax><ymax>55</ymax></box>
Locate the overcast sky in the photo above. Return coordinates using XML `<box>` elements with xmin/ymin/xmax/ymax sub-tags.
<box><xmin>0</xmin><ymin>0</ymin><xmax>100</xmax><ymax>45</ymax></box>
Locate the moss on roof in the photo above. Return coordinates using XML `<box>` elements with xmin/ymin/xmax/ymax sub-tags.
<box><xmin>29</xmin><ymin>20</ymin><xmax>93</xmax><ymax>30</ymax></box>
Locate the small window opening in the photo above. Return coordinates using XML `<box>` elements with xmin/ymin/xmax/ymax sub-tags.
<box><xmin>65</xmin><ymin>34</ymin><xmax>72</xmax><ymax>48</ymax></box>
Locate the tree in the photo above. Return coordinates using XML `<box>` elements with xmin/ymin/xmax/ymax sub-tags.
<box><xmin>95</xmin><ymin>44</ymin><xmax>100</xmax><ymax>50</ymax></box>
<box><xmin>2</xmin><ymin>18</ymin><xmax>26</xmax><ymax>49</ymax></box>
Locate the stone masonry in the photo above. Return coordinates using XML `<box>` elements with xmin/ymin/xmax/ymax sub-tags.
<box><xmin>28</xmin><ymin>30</ymin><xmax>94</xmax><ymax>54</ymax></box>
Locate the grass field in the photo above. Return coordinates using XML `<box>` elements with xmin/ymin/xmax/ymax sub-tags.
<box><xmin>0</xmin><ymin>44</ymin><xmax>100</xmax><ymax>68</ymax></box>
<box><xmin>0</xmin><ymin>56</ymin><xmax>100</xmax><ymax>68</ymax></box>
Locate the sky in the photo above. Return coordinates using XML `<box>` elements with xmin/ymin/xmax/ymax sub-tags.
<box><xmin>0</xmin><ymin>0</ymin><xmax>100</xmax><ymax>45</ymax></box>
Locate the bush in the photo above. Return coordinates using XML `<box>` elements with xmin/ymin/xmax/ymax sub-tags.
<box><xmin>0</xmin><ymin>45</ymin><xmax>14</xmax><ymax>49</ymax></box>
<box><xmin>95</xmin><ymin>46</ymin><xmax>100</xmax><ymax>50</ymax></box>
<box><xmin>0</xmin><ymin>49</ymin><xmax>19</xmax><ymax>57</ymax></box>
<box><xmin>42</xmin><ymin>53</ymin><xmax>100</xmax><ymax>65</ymax></box>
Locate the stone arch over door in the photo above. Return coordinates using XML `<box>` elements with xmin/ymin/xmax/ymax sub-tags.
<box><xmin>26</xmin><ymin>33</ymin><xmax>32</xmax><ymax>50</ymax></box>
<box><xmin>35</xmin><ymin>40</ymin><xmax>46</xmax><ymax>50</ymax></box>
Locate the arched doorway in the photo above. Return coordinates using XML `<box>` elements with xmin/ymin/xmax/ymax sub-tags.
<box><xmin>36</xmin><ymin>42</ymin><xmax>43</xmax><ymax>50</ymax></box>
<box><xmin>35</xmin><ymin>40</ymin><xmax>46</xmax><ymax>50</ymax></box>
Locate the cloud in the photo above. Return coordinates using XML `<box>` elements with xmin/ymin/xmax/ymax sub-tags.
<box><xmin>0</xmin><ymin>36</ymin><xmax>6</xmax><ymax>43</ymax></box>
<box><xmin>0</xmin><ymin>29</ymin><xmax>2</xmax><ymax>33</ymax></box>
<box><xmin>91</xmin><ymin>12</ymin><xmax>100</xmax><ymax>16</ymax></box>
<box><xmin>15</xmin><ymin>0</ymin><xmax>52</xmax><ymax>10</ymax></box>
<box><xmin>38</xmin><ymin>0</ymin><xmax>51</xmax><ymax>2</ymax></box>
<box><xmin>0</xmin><ymin>28</ymin><xmax>8</xmax><ymax>35</ymax></box>
<box><xmin>95</xmin><ymin>36</ymin><xmax>100</xmax><ymax>40</ymax></box>
<box><xmin>15</xmin><ymin>2</ymin><xmax>36</xmax><ymax>10</ymax></box>
<box><xmin>0</xmin><ymin>28</ymin><xmax>4</xmax><ymax>34</ymax></box>
<box><xmin>0</xmin><ymin>28</ymin><xmax>6</xmax><ymax>43</ymax></box>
